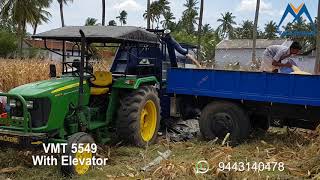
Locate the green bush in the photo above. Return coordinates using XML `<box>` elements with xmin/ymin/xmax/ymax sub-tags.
<box><xmin>0</xmin><ymin>30</ymin><xmax>17</xmax><ymax>57</ymax></box>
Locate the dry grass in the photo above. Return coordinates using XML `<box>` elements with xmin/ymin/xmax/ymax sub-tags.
<box><xmin>0</xmin><ymin>59</ymin><xmax>111</xmax><ymax>92</ymax></box>
<box><xmin>0</xmin><ymin>128</ymin><xmax>319</xmax><ymax>180</ymax></box>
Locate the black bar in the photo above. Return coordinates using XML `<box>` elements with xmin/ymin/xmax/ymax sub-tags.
<box><xmin>79</xmin><ymin>30</ymin><xmax>86</xmax><ymax>108</ymax></box>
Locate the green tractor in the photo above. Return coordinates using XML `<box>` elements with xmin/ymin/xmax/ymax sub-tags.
<box><xmin>0</xmin><ymin>26</ymin><xmax>193</xmax><ymax>175</ymax></box>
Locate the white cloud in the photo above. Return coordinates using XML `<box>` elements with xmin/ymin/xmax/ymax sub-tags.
<box><xmin>237</xmin><ymin>0</ymin><xmax>275</xmax><ymax>16</ymax></box>
<box><xmin>114</xmin><ymin>0</ymin><xmax>143</xmax><ymax>11</ymax></box>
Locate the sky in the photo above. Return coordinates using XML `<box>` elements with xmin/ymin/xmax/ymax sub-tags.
<box><xmin>27</xmin><ymin>0</ymin><xmax>319</xmax><ymax>34</ymax></box>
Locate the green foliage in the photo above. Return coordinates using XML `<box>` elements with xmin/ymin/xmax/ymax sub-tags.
<box><xmin>108</xmin><ymin>20</ymin><xmax>117</xmax><ymax>26</ymax></box>
<box><xmin>264</xmin><ymin>21</ymin><xmax>278</xmax><ymax>39</ymax></box>
<box><xmin>172</xmin><ymin>27</ymin><xmax>220</xmax><ymax>61</ymax></box>
<box><xmin>282</xmin><ymin>17</ymin><xmax>316</xmax><ymax>51</ymax></box>
<box><xmin>180</xmin><ymin>0</ymin><xmax>199</xmax><ymax>34</ymax></box>
<box><xmin>217</xmin><ymin>12</ymin><xmax>237</xmax><ymax>39</ymax></box>
<box><xmin>143</xmin><ymin>0</ymin><xmax>170</xmax><ymax>29</ymax></box>
<box><xmin>0</xmin><ymin>30</ymin><xmax>17</xmax><ymax>57</ymax></box>
<box><xmin>85</xmin><ymin>17</ymin><xmax>98</xmax><ymax>26</ymax></box>
<box><xmin>116</xmin><ymin>10</ymin><xmax>128</xmax><ymax>26</ymax></box>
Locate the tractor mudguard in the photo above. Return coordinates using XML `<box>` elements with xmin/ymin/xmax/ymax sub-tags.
<box><xmin>112</xmin><ymin>76</ymin><xmax>159</xmax><ymax>89</ymax></box>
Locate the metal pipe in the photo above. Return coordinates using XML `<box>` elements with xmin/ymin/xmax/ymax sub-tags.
<box><xmin>79</xmin><ymin>30</ymin><xmax>86</xmax><ymax>108</ymax></box>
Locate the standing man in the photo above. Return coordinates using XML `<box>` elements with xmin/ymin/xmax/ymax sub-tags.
<box><xmin>260</xmin><ymin>41</ymin><xmax>302</xmax><ymax>72</ymax></box>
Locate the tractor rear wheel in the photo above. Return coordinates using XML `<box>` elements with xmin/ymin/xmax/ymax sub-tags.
<box><xmin>61</xmin><ymin>132</ymin><xmax>95</xmax><ymax>176</ymax></box>
<box><xmin>117</xmin><ymin>86</ymin><xmax>161</xmax><ymax>147</ymax></box>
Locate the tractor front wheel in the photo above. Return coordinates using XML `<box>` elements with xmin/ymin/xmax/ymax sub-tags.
<box><xmin>117</xmin><ymin>86</ymin><xmax>161</xmax><ymax>147</ymax></box>
<box><xmin>61</xmin><ymin>132</ymin><xmax>95</xmax><ymax>176</ymax></box>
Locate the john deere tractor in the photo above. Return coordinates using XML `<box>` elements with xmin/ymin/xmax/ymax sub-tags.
<box><xmin>0</xmin><ymin>26</ymin><xmax>192</xmax><ymax>175</ymax></box>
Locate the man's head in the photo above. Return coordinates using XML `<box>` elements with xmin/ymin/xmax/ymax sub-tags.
<box><xmin>290</xmin><ymin>41</ymin><xmax>302</xmax><ymax>55</ymax></box>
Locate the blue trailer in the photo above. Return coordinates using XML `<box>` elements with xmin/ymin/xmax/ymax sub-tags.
<box><xmin>167</xmin><ymin>68</ymin><xmax>320</xmax><ymax>143</ymax></box>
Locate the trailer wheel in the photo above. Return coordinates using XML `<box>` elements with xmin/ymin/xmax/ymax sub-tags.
<box><xmin>117</xmin><ymin>86</ymin><xmax>161</xmax><ymax>147</ymax></box>
<box><xmin>199</xmin><ymin>101</ymin><xmax>250</xmax><ymax>144</ymax></box>
<box><xmin>61</xmin><ymin>132</ymin><xmax>95</xmax><ymax>176</ymax></box>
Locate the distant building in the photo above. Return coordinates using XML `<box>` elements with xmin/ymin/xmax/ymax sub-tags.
<box><xmin>23</xmin><ymin>39</ymin><xmax>79</xmax><ymax>61</ymax></box>
<box><xmin>215</xmin><ymin>39</ymin><xmax>316</xmax><ymax>73</ymax></box>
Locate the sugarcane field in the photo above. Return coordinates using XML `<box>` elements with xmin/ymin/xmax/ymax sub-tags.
<box><xmin>0</xmin><ymin>0</ymin><xmax>320</xmax><ymax>179</ymax></box>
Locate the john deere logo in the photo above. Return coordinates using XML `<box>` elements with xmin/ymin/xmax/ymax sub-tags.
<box><xmin>277</xmin><ymin>3</ymin><xmax>316</xmax><ymax>37</ymax></box>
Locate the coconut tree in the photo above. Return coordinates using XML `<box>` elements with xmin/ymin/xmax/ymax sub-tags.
<box><xmin>217</xmin><ymin>12</ymin><xmax>237</xmax><ymax>39</ymax></box>
<box><xmin>116</xmin><ymin>10</ymin><xmax>128</xmax><ymax>26</ymax></box>
<box><xmin>264</xmin><ymin>21</ymin><xmax>277</xmax><ymax>39</ymax></box>
<box><xmin>32</xmin><ymin>6</ymin><xmax>52</xmax><ymax>35</ymax></box>
<box><xmin>143</xmin><ymin>0</ymin><xmax>170</xmax><ymax>29</ymax></box>
<box><xmin>85</xmin><ymin>17</ymin><xmax>98</xmax><ymax>26</ymax></box>
<box><xmin>1</xmin><ymin>0</ymin><xmax>52</xmax><ymax>56</ymax></box>
<box><xmin>57</xmin><ymin>0</ymin><xmax>73</xmax><ymax>27</ymax></box>
<box><xmin>102</xmin><ymin>0</ymin><xmax>106</xmax><ymax>26</ymax></box>
<box><xmin>181</xmin><ymin>0</ymin><xmax>199</xmax><ymax>34</ymax></box>
<box><xmin>161</xmin><ymin>11</ymin><xmax>175</xmax><ymax>29</ymax></box>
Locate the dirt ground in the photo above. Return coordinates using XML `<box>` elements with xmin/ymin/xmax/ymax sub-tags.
<box><xmin>0</xmin><ymin>127</ymin><xmax>319</xmax><ymax>180</ymax></box>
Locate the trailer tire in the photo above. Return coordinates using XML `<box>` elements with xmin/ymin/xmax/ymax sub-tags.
<box><xmin>199</xmin><ymin>101</ymin><xmax>250</xmax><ymax>145</ymax></box>
<box><xmin>61</xmin><ymin>132</ymin><xmax>95</xmax><ymax>176</ymax></box>
<box><xmin>117</xmin><ymin>86</ymin><xmax>161</xmax><ymax>147</ymax></box>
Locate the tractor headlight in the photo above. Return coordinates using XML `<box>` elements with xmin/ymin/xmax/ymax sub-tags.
<box><xmin>9</xmin><ymin>99</ymin><xmax>17</xmax><ymax>108</ymax></box>
<box><xmin>26</xmin><ymin>101</ymin><xmax>34</xmax><ymax>109</ymax></box>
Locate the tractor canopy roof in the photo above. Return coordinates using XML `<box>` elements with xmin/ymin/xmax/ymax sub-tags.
<box><xmin>32</xmin><ymin>26</ymin><xmax>159</xmax><ymax>44</ymax></box>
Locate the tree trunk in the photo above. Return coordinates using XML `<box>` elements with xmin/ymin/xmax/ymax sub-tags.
<box><xmin>252</xmin><ymin>0</ymin><xmax>260</xmax><ymax>64</ymax></box>
<box><xmin>19</xmin><ymin>21</ymin><xmax>26</xmax><ymax>58</ymax></box>
<box><xmin>147</xmin><ymin>0</ymin><xmax>151</xmax><ymax>29</ymax></box>
<box><xmin>59</xmin><ymin>2</ymin><xmax>65</xmax><ymax>27</ymax></box>
<box><xmin>17</xmin><ymin>23</ymin><xmax>22</xmax><ymax>58</ymax></box>
<box><xmin>315</xmin><ymin>0</ymin><xmax>320</xmax><ymax>74</ymax></box>
<box><xmin>197</xmin><ymin>0</ymin><xmax>204</xmax><ymax>60</ymax></box>
<box><xmin>33</xmin><ymin>22</ymin><xmax>38</xmax><ymax>35</ymax></box>
<box><xmin>102</xmin><ymin>0</ymin><xmax>106</xmax><ymax>26</ymax></box>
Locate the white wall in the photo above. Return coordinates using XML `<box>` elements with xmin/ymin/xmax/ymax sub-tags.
<box><xmin>215</xmin><ymin>49</ymin><xmax>265</xmax><ymax>69</ymax></box>
<box><xmin>215</xmin><ymin>48</ymin><xmax>316</xmax><ymax>73</ymax></box>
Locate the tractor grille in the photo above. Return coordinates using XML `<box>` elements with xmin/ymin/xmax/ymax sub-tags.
<box><xmin>10</xmin><ymin>98</ymin><xmax>51</xmax><ymax>128</ymax></box>
<box><xmin>27</xmin><ymin>98</ymin><xmax>51</xmax><ymax>128</ymax></box>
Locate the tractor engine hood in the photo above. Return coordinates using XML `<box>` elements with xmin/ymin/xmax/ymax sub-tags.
<box><xmin>9</xmin><ymin>77</ymin><xmax>81</xmax><ymax>97</ymax></box>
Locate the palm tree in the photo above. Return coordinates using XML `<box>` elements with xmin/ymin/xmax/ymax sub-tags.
<box><xmin>264</xmin><ymin>21</ymin><xmax>277</xmax><ymax>39</ymax></box>
<box><xmin>202</xmin><ymin>24</ymin><xmax>213</xmax><ymax>34</ymax></box>
<box><xmin>1</xmin><ymin>0</ymin><xmax>52</xmax><ymax>56</ymax></box>
<box><xmin>240</xmin><ymin>20</ymin><xmax>254</xmax><ymax>39</ymax></box>
<box><xmin>116</xmin><ymin>10</ymin><xmax>128</xmax><ymax>26</ymax></box>
<box><xmin>252</xmin><ymin>0</ymin><xmax>260</xmax><ymax>63</ymax></box>
<box><xmin>57</xmin><ymin>0</ymin><xmax>73</xmax><ymax>27</ymax></box>
<box><xmin>108</xmin><ymin>20</ymin><xmax>117</xmax><ymax>26</ymax></box>
<box><xmin>217</xmin><ymin>12</ymin><xmax>237</xmax><ymax>39</ymax></box>
<box><xmin>161</xmin><ymin>11</ymin><xmax>175</xmax><ymax>29</ymax></box>
<box><xmin>32</xmin><ymin>6</ymin><xmax>52</xmax><ymax>35</ymax></box>
<box><xmin>102</xmin><ymin>0</ymin><xmax>106</xmax><ymax>26</ymax></box>
<box><xmin>181</xmin><ymin>0</ymin><xmax>199</xmax><ymax>34</ymax></box>
<box><xmin>143</xmin><ymin>0</ymin><xmax>170</xmax><ymax>29</ymax></box>
<box><xmin>85</xmin><ymin>17</ymin><xmax>98</xmax><ymax>26</ymax></box>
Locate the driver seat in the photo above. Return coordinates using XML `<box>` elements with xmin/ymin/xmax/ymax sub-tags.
<box><xmin>90</xmin><ymin>71</ymin><xmax>113</xmax><ymax>95</ymax></box>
